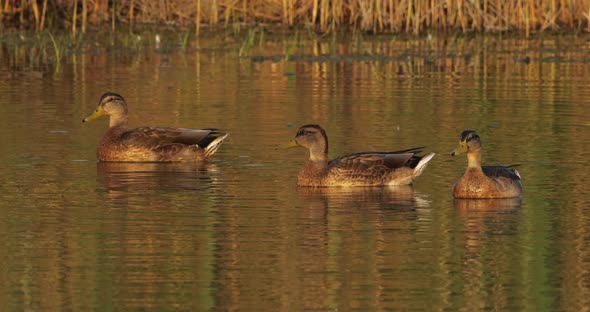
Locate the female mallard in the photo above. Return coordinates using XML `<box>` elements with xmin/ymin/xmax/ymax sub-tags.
<box><xmin>285</xmin><ymin>124</ymin><xmax>435</xmax><ymax>187</ymax></box>
<box><xmin>451</xmin><ymin>130</ymin><xmax>522</xmax><ymax>198</ymax></box>
<box><xmin>82</xmin><ymin>92</ymin><xmax>229</xmax><ymax>162</ymax></box>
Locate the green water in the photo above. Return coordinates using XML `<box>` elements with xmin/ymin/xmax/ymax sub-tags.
<box><xmin>1</xmin><ymin>32</ymin><xmax>589</xmax><ymax>311</ymax></box>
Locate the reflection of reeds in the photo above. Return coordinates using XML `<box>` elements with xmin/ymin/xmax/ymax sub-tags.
<box><xmin>2</xmin><ymin>1</ymin><xmax>590</xmax><ymax>34</ymax></box>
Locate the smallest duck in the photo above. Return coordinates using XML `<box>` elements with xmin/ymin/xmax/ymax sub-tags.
<box><xmin>451</xmin><ymin>130</ymin><xmax>522</xmax><ymax>198</ymax></box>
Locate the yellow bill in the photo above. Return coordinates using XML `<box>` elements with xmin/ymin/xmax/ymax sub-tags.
<box><xmin>450</xmin><ymin>140</ymin><xmax>467</xmax><ymax>156</ymax></box>
<box><xmin>283</xmin><ymin>139</ymin><xmax>299</xmax><ymax>148</ymax></box>
<box><xmin>82</xmin><ymin>106</ymin><xmax>106</xmax><ymax>123</ymax></box>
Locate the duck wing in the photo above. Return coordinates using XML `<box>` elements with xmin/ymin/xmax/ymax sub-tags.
<box><xmin>120</xmin><ymin>127</ymin><xmax>222</xmax><ymax>148</ymax></box>
<box><xmin>330</xmin><ymin>147</ymin><xmax>425</xmax><ymax>169</ymax></box>
<box><xmin>482</xmin><ymin>165</ymin><xmax>522</xmax><ymax>181</ymax></box>
<box><xmin>326</xmin><ymin>148</ymin><xmax>423</xmax><ymax>181</ymax></box>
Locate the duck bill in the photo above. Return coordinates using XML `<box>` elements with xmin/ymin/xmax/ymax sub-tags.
<box><xmin>82</xmin><ymin>106</ymin><xmax>105</xmax><ymax>123</ymax></box>
<box><xmin>283</xmin><ymin>139</ymin><xmax>299</xmax><ymax>148</ymax></box>
<box><xmin>450</xmin><ymin>141</ymin><xmax>467</xmax><ymax>156</ymax></box>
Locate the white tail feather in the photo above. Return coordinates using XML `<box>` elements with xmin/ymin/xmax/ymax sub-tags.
<box><xmin>413</xmin><ymin>153</ymin><xmax>435</xmax><ymax>177</ymax></box>
<box><xmin>203</xmin><ymin>133</ymin><xmax>229</xmax><ymax>159</ymax></box>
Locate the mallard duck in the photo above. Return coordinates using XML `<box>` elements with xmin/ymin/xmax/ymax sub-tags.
<box><xmin>451</xmin><ymin>130</ymin><xmax>522</xmax><ymax>198</ymax></box>
<box><xmin>82</xmin><ymin>92</ymin><xmax>229</xmax><ymax>162</ymax></box>
<box><xmin>285</xmin><ymin>124</ymin><xmax>435</xmax><ymax>187</ymax></box>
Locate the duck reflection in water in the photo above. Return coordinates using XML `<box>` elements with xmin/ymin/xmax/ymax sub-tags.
<box><xmin>294</xmin><ymin>185</ymin><xmax>432</xmax><ymax>310</ymax></box>
<box><xmin>454</xmin><ymin>197</ymin><xmax>522</xmax><ymax>211</ymax></box>
<box><xmin>297</xmin><ymin>185</ymin><xmax>431</xmax><ymax>214</ymax></box>
<box><xmin>454</xmin><ymin>197</ymin><xmax>522</xmax><ymax>270</ymax></box>
<box><xmin>296</xmin><ymin>186</ymin><xmax>430</xmax><ymax>243</ymax></box>
<box><xmin>96</xmin><ymin>162</ymin><xmax>220</xmax><ymax>203</ymax></box>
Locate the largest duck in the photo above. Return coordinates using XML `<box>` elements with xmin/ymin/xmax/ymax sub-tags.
<box><xmin>82</xmin><ymin>92</ymin><xmax>229</xmax><ymax>162</ymax></box>
<box><xmin>285</xmin><ymin>124</ymin><xmax>435</xmax><ymax>187</ymax></box>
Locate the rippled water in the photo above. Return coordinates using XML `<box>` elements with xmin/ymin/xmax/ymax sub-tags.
<box><xmin>1</xmin><ymin>33</ymin><xmax>590</xmax><ymax>311</ymax></box>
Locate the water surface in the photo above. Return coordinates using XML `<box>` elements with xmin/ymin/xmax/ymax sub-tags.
<box><xmin>1</xmin><ymin>33</ymin><xmax>589</xmax><ymax>311</ymax></box>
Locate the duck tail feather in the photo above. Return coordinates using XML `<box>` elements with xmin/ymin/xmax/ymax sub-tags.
<box><xmin>203</xmin><ymin>133</ymin><xmax>229</xmax><ymax>159</ymax></box>
<box><xmin>413</xmin><ymin>153</ymin><xmax>435</xmax><ymax>177</ymax></box>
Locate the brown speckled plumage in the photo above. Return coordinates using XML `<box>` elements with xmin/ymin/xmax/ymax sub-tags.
<box><xmin>83</xmin><ymin>92</ymin><xmax>228</xmax><ymax>162</ymax></box>
<box><xmin>451</xmin><ymin>130</ymin><xmax>522</xmax><ymax>198</ymax></box>
<box><xmin>286</xmin><ymin>124</ymin><xmax>435</xmax><ymax>187</ymax></box>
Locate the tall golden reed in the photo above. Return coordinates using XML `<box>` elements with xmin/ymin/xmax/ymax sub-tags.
<box><xmin>1</xmin><ymin>0</ymin><xmax>590</xmax><ymax>35</ymax></box>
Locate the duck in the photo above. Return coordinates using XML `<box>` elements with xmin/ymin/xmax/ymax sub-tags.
<box><xmin>451</xmin><ymin>130</ymin><xmax>522</xmax><ymax>198</ymax></box>
<box><xmin>285</xmin><ymin>124</ymin><xmax>435</xmax><ymax>187</ymax></box>
<box><xmin>82</xmin><ymin>92</ymin><xmax>229</xmax><ymax>162</ymax></box>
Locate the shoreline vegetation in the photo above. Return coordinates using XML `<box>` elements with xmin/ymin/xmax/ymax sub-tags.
<box><xmin>2</xmin><ymin>1</ymin><xmax>590</xmax><ymax>74</ymax></box>
<box><xmin>1</xmin><ymin>0</ymin><xmax>590</xmax><ymax>36</ymax></box>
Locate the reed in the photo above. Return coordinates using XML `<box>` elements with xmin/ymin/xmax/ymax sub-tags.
<box><xmin>46</xmin><ymin>31</ymin><xmax>63</xmax><ymax>64</ymax></box>
<box><xmin>239</xmin><ymin>27</ymin><xmax>258</xmax><ymax>56</ymax></box>
<box><xmin>1</xmin><ymin>0</ymin><xmax>590</xmax><ymax>35</ymax></box>
<box><xmin>72</xmin><ymin>0</ymin><xmax>77</xmax><ymax>36</ymax></box>
<box><xmin>179</xmin><ymin>29</ymin><xmax>190</xmax><ymax>51</ymax></box>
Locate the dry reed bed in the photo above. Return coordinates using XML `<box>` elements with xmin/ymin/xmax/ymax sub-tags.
<box><xmin>1</xmin><ymin>0</ymin><xmax>590</xmax><ymax>35</ymax></box>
